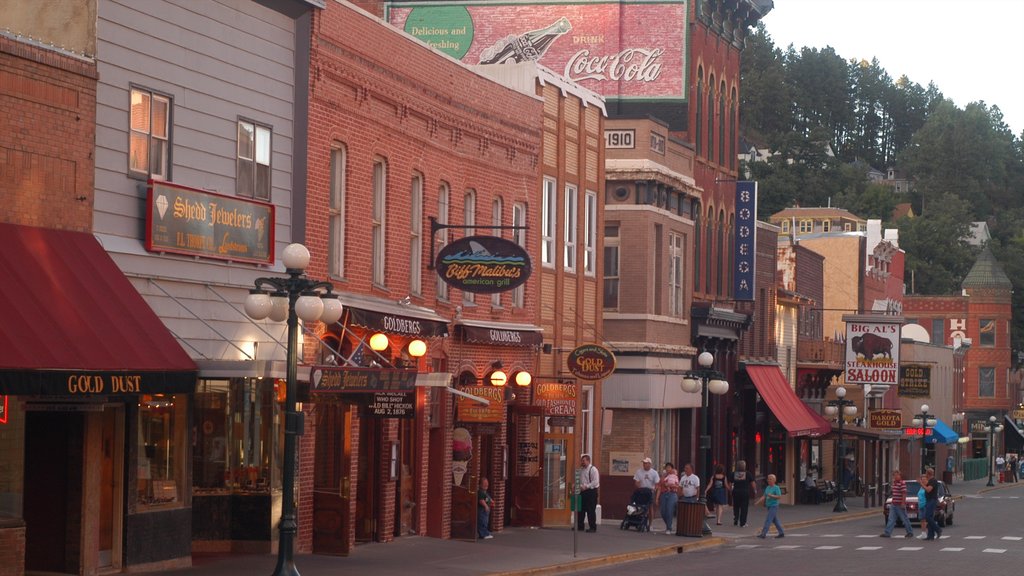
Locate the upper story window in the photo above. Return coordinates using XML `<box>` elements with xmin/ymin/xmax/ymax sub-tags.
<box><xmin>603</xmin><ymin>224</ymin><xmax>620</xmax><ymax>310</ymax></box>
<box><xmin>798</xmin><ymin>219</ymin><xmax>813</xmax><ymax>233</ymax></box>
<box><xmin>780</xmin><ymin>219</ymin><xmax>790</xmax><ymax>233</ymax></box>
<box><xmin>979</xmin><ymin>366</ymin><xmax>995</xmax><ymax>397</ymax></box>
<box><xmin>822</xmin><ymin>220</ymin><xmax>832</xmax><ymax>233</ymax></box>
<box><xmin>669</xmin><ymin>232</ymin><xmax>684</xmax><ymax>316</ymax></box>
<box><xmin>129</xmin><ymin>87</ymin><xmax>170</xmax><ymax>180</ymax></box>
<box><xmin>844</xmin><ymin>222</ymin><xmax>853</xmax><ymax>231</ymax></box>
<box><xmin>328</xmin><ymin>144</ymin><xmax>346</xmax><ymax>278</ymax></box>
<box><xmin>564</xmin><ymin>184</ymin><xmax>578</xmax><ymax>272</ymax></box>
<box><xmin>237</xmin><ymin>119</ymin><xmax>271</xmax><ymax>200</ymax></box>
<box><xmin>436</xmin><ymin>183</ymin><xmax>450</xmax><ymax>301</ymax></box>
<box><xmin>512</xmin><ymin>202</ymin><xmax>527</xmax><ymax>308</ymax></box>
<box><xmin>584</xmin><ymin>190</ymin><xmax>597</xmax><ymax>276</ymax></box>
<box><xmin>463</xmin><ymin>189</ymin><xmax>476</xmax><ymax>304</ymax></box>
<box><xmin>930</xmin><ymin>318</ymin><xmax>944</xmax><ymax>345</ymax></box>
<box><xmin>371</xmin><ymin>158</ymin><xmax>387</xmax><ymax>286</ymax></box>
<box><xmin>409</xmin><ymin>173</ymin><xmax>423</xmax><ymax>295</ymax></box>
<box><xmin>542</xmin><ymin>178</ymin><xmax>557</xmax><ymax>267</ymax></box>
<box><xmin>491</xmin><ymin>196</ymin><xmax>503</xmax><ymax>307</ymax></box>
<box><xmin>980</xmin><ymin>319</ymin><xmax>996</xmax><ymax>347</ymax></box>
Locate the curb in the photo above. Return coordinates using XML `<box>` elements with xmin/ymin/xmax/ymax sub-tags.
<box><xmin>484</xmin><ymin>537</ymin><xmax>726</xmax><ymax>576</ymax></box>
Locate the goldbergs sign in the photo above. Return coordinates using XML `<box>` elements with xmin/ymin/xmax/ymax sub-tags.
<box><xmin>435</xmin><ymin>235</ymin><xmax>531</xmax><ymax>294</ymax></box>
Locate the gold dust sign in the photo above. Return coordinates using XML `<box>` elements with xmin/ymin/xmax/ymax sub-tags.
<box><xmin>566</xmin><ymin>344</ymin><xmax>616</xmax><ymax>381</ymax></box>
<box><xmin>145</xmin><ymin>180</ymin><xmax>274</xmax><ymax>264</ymax></box>
<box><xmin>67</xmin><ymin>373</ymin><xmax>142</xmax><ymax>394</ymax></box>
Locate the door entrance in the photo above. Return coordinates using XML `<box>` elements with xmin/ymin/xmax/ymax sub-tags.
<box><xmin>24</xmin><ymin>412</ymin><xmax>82</xmax><ymax>573</ymax></box>
<box><xmin>313</xmin><ymin>402</ymin><xmax>351</xmax><ymax>555</ymax></box>
<box><xmin>355</xmin><ymin>415</ymin><xmax>380</xmax><ymax>542</ymax></box>
<box><xmin>509</xmin><ymin>406</ymin><xmax>544</xmax><ymax>527</ymax></box>
<box><xmin>98</xmin><ymin>406</ymin><xmax>124</xmax><ymax>570</ymax></box>
<box><xmin>543</xmin><ymin>433</ymin><xmax>574</xmax><ymax>526</ymax></box>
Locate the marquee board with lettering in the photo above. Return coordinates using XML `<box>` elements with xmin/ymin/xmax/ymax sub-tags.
<box><xmin>456</xmin><ymin>385</ymin><xmax>506</xmax><ymax>423</ymax></box>
<box><xmin>898</xmin><ymin>364</ymin><xmax>931</xmax><ymax>397</ymax></box>
<box><xmin>388</xmin><ymin>1</ymin><xmax>688</xmax><ymax>106</ymax></box>
<box><xmin>534</xmin><ymin>382</ymin><xmax>578</xmax><ymax>416</ymax></box>
<box><xmin>870</xmin><ymin>409</ymin><xmax>902</xmax><ymax>430</ymax></box>
<box><xmin>843</xmin><ymin>316</ymin><xmax>902</xmax><ymax>386</ymax></box>
<box><xmin>146</xmin><ymin>180</ymin><xmax>274</xmax><ymax>264</ymax></box>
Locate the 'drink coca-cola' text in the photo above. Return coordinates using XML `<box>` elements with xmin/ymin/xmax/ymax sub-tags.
<box><xmin>564</xmin><ymin>48</ymin><xmax>664</xmax><ymax>83</ymax></box>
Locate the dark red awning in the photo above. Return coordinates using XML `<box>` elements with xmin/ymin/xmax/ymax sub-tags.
<box><xmin>746</xmin><ymin>365</ymin><xmax>831</xmax><ymax>437</ymax></box>
<box><xmin>0</xmin><ymin>223</ymin><xmax>196</xmax><ymax>395</ymax></box>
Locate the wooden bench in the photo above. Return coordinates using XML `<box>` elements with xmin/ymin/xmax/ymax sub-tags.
<box><xmin>816</xmin><ymin>479</ymin><xmax>835</xmax><ymax>502</ymax></box>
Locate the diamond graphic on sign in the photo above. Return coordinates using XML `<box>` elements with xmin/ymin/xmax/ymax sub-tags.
<box><xmin>156</xmin><ymin>194</ymin><xmax>168</xmax><ymax>219</ymax></box>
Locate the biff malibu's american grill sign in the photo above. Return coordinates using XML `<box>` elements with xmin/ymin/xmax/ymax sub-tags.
<box><xmin>388</xmin><ymin>1</ymin><xmax>688</xmax><ymax>104</ymax></box>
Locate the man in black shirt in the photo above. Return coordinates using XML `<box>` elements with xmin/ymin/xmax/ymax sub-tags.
<box><xmin>920</xmin><ymin>468</ymin><xmax>942</xmax><ymax>540</ymax></box>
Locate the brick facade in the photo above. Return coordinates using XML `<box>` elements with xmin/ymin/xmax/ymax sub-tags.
<box><xmin>0</xmin><ymin>36</ymin><xmax>97</xmax><ymax>231</ymax></box>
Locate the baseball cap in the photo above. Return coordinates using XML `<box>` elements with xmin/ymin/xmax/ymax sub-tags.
<box><xmin>642</xmin><ymin>457</ymin><xmax>652</xmax><ymax>464</ymax></box>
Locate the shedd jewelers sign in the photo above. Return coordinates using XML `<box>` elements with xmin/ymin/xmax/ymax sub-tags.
<box><xmin>146</xmin><ymin>180</ymin><xmax>274</xmax><ymax>264</ymax></box>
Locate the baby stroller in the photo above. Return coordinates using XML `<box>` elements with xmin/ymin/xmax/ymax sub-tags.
<box><xmin>619</xmin><ymin>488</ymin><xmax>653</xmax><ymax>532</ymax></box>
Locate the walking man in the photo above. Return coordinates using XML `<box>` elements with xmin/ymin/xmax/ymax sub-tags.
<box><xmin>756</xmin><ymin>473</ymin><xmax>785</xmax><ymax>539</ymax></box>
<box><xmin>920</xmin><ymin>468</ymin><xmax>942</xmax><ymax>540</ymax></box>
<box><xmin>880</xmin><ymin>470</ymin><xmax>914</xmax><ymax>538</ymax></box>
<box><xmin>577</xmin><ymin>454</ymin><xmax>600</xmax><ymax>532</ymax></box>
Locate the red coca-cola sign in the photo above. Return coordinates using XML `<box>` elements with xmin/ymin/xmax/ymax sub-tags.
<box><xmin>389</xmin><ymin>1</ymin><xmax>687</xmax><ymax>103</ymax></box>
<box><xmin>566</xmin><ymin>344</ymin><xmax>616</xmax><ymax>381</ymax></box>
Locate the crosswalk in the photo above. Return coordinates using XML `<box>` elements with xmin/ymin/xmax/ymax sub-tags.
<box><xmin>733</xmin><ymin>533</ymin><xmax>1023</xmax><ymax>554</ymax></box>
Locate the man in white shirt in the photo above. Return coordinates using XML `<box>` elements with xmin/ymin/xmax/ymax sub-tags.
<box><xmin>634</xmin><ymin>457</ymin><xmax>660</xmax><ymax>490</ymax></box>
<box><xmin>577</xmin><ymin>454</ymin><xmax>600</xmax><ymax>532</ymax></box>
<box><xmin>679</xmin><ymin>463</ymin><xmax>701</xmax><ymax>501</ymax></box>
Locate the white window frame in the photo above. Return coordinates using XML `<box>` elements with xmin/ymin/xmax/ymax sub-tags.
<box><xmin>564</xmin><ymin>184</ymin><xmax>578</xmax><ymax>272</ymax></box>
<box><xmin>822</xmin><ymin>219</ymin><xmax>832</xmax><ymax>232</ymax></box>
<box><xmin>603</xmin><ymin>225</ymin><xmax>620</xmax><ymax>310</ymax></box>
<box><xmin>463</xmin><ymin>189</ymin><xmax>476</xmax><ymax>304</ymax></box>
<box><xmin>669</xmin><ymin>232</ymin><xmax>683</xmax><ymax>316</ymax></box>
<box><xmin>129</xmin><ymin>86</ymin><xmax>170</xmax><ymax>180</ymax></box>
<box><xmin>798</xmin><ymin>219</ymin><xmax>813</xmax><ymax>233</ymax></box>
<box><xmin>436</xmin><ymin>183</ymin><xmax>450</xmax><ymax>301</ymax></box>
<box><xmin>512</xmin><ymin>202</ymin><xmax>527</xmax><ymax>308</ymax></box>
<box><xmin>491</xmin><ymin>196</ymin><xmax>503</xmax><ymax>307</ymax></box>
<box><xmin>328</xmin><ymin>144</ymin><xmax>346</xmax><ymax>278</ymax></box>
<box><xmin>541</xmin><ymin>178</ymin><xmax>557</xmax><ymax>267</ymax></box>
<box><xmin>236</xmin><ymin>119</ymin><xmax>271</xmax><ymax>200</ymax></box>
<box><xmin>584</xmin><ymin>190</ymin><xmax>597</xmax><ymax>276</ymax></box>
<box><xmin>372</xmin><ymin>158</ymin><xmax>387</xmax><ymax>286</ymax></box>
<box><xmin>410</xmin><ymin>173</ymin><xmax>423</xmax><ymax>295</ymax></box>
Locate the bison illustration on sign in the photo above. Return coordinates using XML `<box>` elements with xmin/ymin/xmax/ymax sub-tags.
<box><xmin>851</xmin><ymin>332</ymin><xmax>893</xmax><ymax>360</ymax></box>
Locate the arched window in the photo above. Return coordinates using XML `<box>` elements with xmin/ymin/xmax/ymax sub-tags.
<box><xmin>716</xmin><ymin>209</ymin><xmax>725</xmax><ymax>296</ymax></box>
<box><xmin>730</xmin><ymin>87</ymin><xmax>738</xmax><ymax>171</ymax></box>
<box><xmin>705</xmin><ymin>206</ymin><xmax>714</xmax><ymax>294</ymax></box>
<box><xmin>718</xmin><ymin>82</ymin><xmax>726</xmax><ymax>166</ymax></box>
<box><xmin>695</xmin><ymin>69</ymin><xmax>703</xmax><ymax>157</ymax></box>
<box><xmin>693</xmin><ymin>205</ymin><xmax>702</xmax><ymax>292</ymax></box>
<box><xmin>707</xmin><ymin>75</ymin><xmax>715</xmax><ymax>164</ymax></box>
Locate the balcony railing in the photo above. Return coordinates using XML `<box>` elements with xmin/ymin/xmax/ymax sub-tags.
<box><xmin>797</xmin><ymin>338</ymin><xmax>844</xmax><ymax>366</ymax></box>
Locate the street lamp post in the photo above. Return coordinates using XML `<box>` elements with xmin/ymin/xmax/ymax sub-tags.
<box><xmin>680</xmin><ymin>351</ymin><xmax>730</xmax><ymax>502</ymax></box>
<box><xmin>244</xmin><ymin>244</ymin><xmax>343</xmax><ymax>576</ymax></box>
<box><xmin>984</xmin><ymin>415</ymin><xmax>1004</xmax><ymax>487</ymax></box>
<box><xmin>911</xmin><ymin>404</ymin><xmax>937</xmax><ymax>473</ymax></box>
<box><xmin>824</xmin><ymin>386</ymin><xmax>857</xmax><ymax>513</ymax></box>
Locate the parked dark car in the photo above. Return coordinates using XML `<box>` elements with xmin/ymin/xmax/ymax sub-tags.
<box><xmin>883</xmin><ymin>480</ymin><xmax>955</xmax><ymax>527</ymax></box>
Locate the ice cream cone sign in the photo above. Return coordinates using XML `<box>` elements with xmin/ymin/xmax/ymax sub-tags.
<box><xmin>453</xmin><ymin>427</ymin><xmax>473</xmax><ymax>486</ymax></box>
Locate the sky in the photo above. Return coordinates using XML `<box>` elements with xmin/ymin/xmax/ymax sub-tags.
<box><xmin>761</xmin><ymin>0</ymin><xmax>1024</xmax><ymax>137</ymax></box>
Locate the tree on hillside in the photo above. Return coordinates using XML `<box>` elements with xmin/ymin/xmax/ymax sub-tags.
<box><xmin>898</xmin><ymin>192</ymin><xmax>976</xmax><ymax>295</ymax></box>
<box><xmin>739</xmin><ymin>24</ymin><xmax>792</xmax><ymax>143</ymax></box>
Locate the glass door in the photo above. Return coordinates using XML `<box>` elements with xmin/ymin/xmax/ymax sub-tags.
<box><xmin>543</xmin><ymin>434</ymin><xmax>573</xmax><ymax>526</ymax></box>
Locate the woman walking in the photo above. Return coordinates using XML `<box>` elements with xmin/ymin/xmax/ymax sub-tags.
<box><xmin>656</xmin><ymin>462</ymin><xmax>680</xmax><ymax>534</ymax></box>
<box><xmin>729</xmin><ymin>460</ymin><xmax>756</xmax><ymax>527</ymax></box>
<box><xmin>706</xmin><ymin>464</ymin><xmax>730</xmax><ymax>525</ymax></box>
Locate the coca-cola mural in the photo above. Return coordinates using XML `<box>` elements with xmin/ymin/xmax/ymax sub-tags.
<box><xmin>388</xmin><ymin>1</ymin><xmax>687</xmax><ymax>103</ymax></box>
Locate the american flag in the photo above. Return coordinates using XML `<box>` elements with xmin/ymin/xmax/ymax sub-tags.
<box><xmin>348</xmin><ymin>342</ymin><xmax>365</xmax><ymax>367</ymax></box>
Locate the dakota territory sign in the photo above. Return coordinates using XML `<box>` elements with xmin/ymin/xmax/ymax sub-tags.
<box><xmin>146</xmin><ymin>180</ymin><xmax>273</xmax><ymax>264</ymax></box>
<box><xmin>435</xmin><ymin>235</ymin><xmax>532</xmax><ymax>294</ymax></box>
<box><xmin>844</xmin><ymin>316</ymin><xmax>901</xmax><ymax>386</ymax></box>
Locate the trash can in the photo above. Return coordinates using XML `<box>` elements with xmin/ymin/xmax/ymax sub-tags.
<box><xmin>676</xmin><ymin>500</ymin><xmax>705</xmax><ymax>537</ymax></box>
<box><xmin>942</xmin><ymin>470</ymin><xmax>953</xmax><ymax>485</ymax></box>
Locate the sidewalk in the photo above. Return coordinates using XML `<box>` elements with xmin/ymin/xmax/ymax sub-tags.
<box><xmin>163</xmin><ymin>476</ymin><xmax>1018</xmax><ymax>576</ymax></box>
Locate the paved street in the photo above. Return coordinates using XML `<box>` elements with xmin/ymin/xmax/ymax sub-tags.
<box><xmin>148</xmin><ymin>477</ymin><xmax>1022</xmax><ymax>576</ymax></box>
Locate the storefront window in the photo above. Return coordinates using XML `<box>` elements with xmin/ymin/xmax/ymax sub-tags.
<box><xmin>137</xmin><ymin>394</ymin><xmax>187</xmax><ymax>507</ymax></box>
<box><xmin>192</xmin><ymin>379</ymin><xmax>281</xmax><ymax>495</ymax></box>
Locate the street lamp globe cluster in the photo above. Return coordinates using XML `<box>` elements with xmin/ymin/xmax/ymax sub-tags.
<box><xmin>984</xmin><ymin>415</ymin><xmax>1004</xmax><ymax>487</ymax></box>
<box><xmin>681</xmin><ymin>350</ymin><xmax>729</xmax><ymax>515</ymax></box>
<box><xmin>244</xmin><ymin>243</ymin><xmax>342</xmax><ymax>576</ymax></box>
<box><xmin>912</xmin><ymin>404</ymin><xmax>937</xmax><ymax>473</ymax></box>
<box><xmin>824</xmin><ymin>386</ymin><xmax>857</xmax><ymax>513</ymax></box>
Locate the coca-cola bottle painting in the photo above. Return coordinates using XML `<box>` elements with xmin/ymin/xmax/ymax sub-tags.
<box><xmin>478</xmin><ymin>17</ymin><xmax>572</xmax><ymax>65</ymax></box>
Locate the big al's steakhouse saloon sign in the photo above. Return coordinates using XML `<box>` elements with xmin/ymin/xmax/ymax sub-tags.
<box><xmin>843</xmin><ymin>316</ymin><xmax>902</xmax><ymax>386</ymax></box>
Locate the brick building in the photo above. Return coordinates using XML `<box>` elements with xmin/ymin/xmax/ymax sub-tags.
<box><xmin>301</xmin><ymin>0</ymin><xmax>543</xmax><ymax>553</ymax></box>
